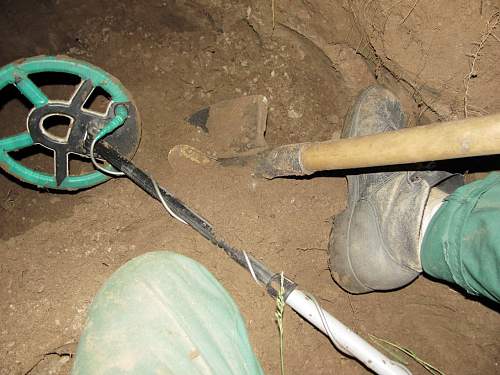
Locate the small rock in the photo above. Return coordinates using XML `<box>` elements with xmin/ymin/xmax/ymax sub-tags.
<box><xmin>287</xmin><ymin>109</ymin><xmax>303</xmax><ymax>119</ymax></box>
<box><xmin>331</xmin><ymin>129</ymin><xmax>341</xmax><ymax>140</ymax></box>
<box><xmin>327</xmin><ymin>114</ymin><xmax>339</xmax><ymax>124</ymax></box>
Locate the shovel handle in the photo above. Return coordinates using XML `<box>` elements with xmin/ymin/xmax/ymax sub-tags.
<box><xmin>257</xmin><ymin>114</ymin><xmax>500</xmax><ymax>178</ymax></box>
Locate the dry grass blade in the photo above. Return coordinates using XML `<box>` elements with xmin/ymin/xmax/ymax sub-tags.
<box><xmin>369</xmin><ymin>335</ymin><xmax>445</xmax><ymax>375</ymax></box>
<box><xmin>401</xmin><ymin>0</ymin><xmax>421</xmax><ymax>24</ymax></box>
<box><xmin>369</xmin><ymin>335</ymin><xmax>409</xmax><ymax>365</ymax></box>
<box><xmin>271</xmin><ymin>0</ymin><xmax>276</xmax><ymax>30</ymax></box>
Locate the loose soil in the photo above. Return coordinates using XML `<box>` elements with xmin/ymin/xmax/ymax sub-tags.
<box><xmin>0</xmin><ymin>1</ymin><xmax>499</xmax><ymax>374</ymax></box>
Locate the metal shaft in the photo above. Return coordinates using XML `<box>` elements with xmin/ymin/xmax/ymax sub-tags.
<box><xmin>93</xmin><ymin>139</ymin><xmax>411</xmax><ymax>375</ymax></box>
<box><xmin>94</xmin><ymin>140</ymin><xmax>296</xmax><ymax>298</ymax></box>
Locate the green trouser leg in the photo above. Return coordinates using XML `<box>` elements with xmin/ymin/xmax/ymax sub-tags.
<box><xmin>72</xmin><ymin>251</ymin><xmax>264</xmax><ymax>375</ymax></box>
<box><xmin>421</xmin><ymin>172</ymin><xmax>500</xmax><ymax>303</ymax></box>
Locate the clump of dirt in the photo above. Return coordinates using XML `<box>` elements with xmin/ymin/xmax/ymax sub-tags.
<box><xmin>0</xmin><ymin>1</ymin><xmax>499</xmax><ymax>375</ymax></box>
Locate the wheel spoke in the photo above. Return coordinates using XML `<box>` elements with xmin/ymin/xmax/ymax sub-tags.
<box><xmin>70</xmin><ymin>80</ymin><xmax>94</xmax><ymax>109</ymax></box>
<box><xmin>54</xmin><ymin>150</ymin><xmax>69</xmax><ymax>186</ymax></box>
<box><xmin>14</xmin><ymin>75</ymin><xmax>49</xmax><ymax>108</ymax></box>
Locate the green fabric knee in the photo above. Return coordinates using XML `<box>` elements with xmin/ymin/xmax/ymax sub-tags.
<box><xmin>421</xmin><ymin>172</ymin><xmax>500</xmax><ymax>303</ymax></box>
<box><xmin>72</xmin><ymin>251</ymin><xmax>264</xmax><ymax>374</ymax></box>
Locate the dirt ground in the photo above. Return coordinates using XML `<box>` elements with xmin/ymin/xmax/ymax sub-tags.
<box><xmin>0</xmin><ymin>0</ymin><xmax>499</xmax><ymax>374</ymax></box>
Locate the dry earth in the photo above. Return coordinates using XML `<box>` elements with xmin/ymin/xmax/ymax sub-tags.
<box><xmin>0</xmin><ymin>1</ymin><xmax>499</xmax><ymax>374</ymax></box>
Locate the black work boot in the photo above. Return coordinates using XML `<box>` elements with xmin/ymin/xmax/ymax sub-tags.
<box><xmin>329</xmin><ymin>85</ymin><xmax>461</xmax><ymax>294</ymax></box>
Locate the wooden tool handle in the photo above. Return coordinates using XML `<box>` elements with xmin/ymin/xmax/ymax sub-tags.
<box><xmin>301</xmin><ymin>114</ymin><xmax>500</xmax><ymax>172</ymax></box>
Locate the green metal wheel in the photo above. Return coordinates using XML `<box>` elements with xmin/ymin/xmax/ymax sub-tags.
<box><xmin>0</xmin><ymin>55</ymin><xmax>141</xmax><ymax>190</ymax></box>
